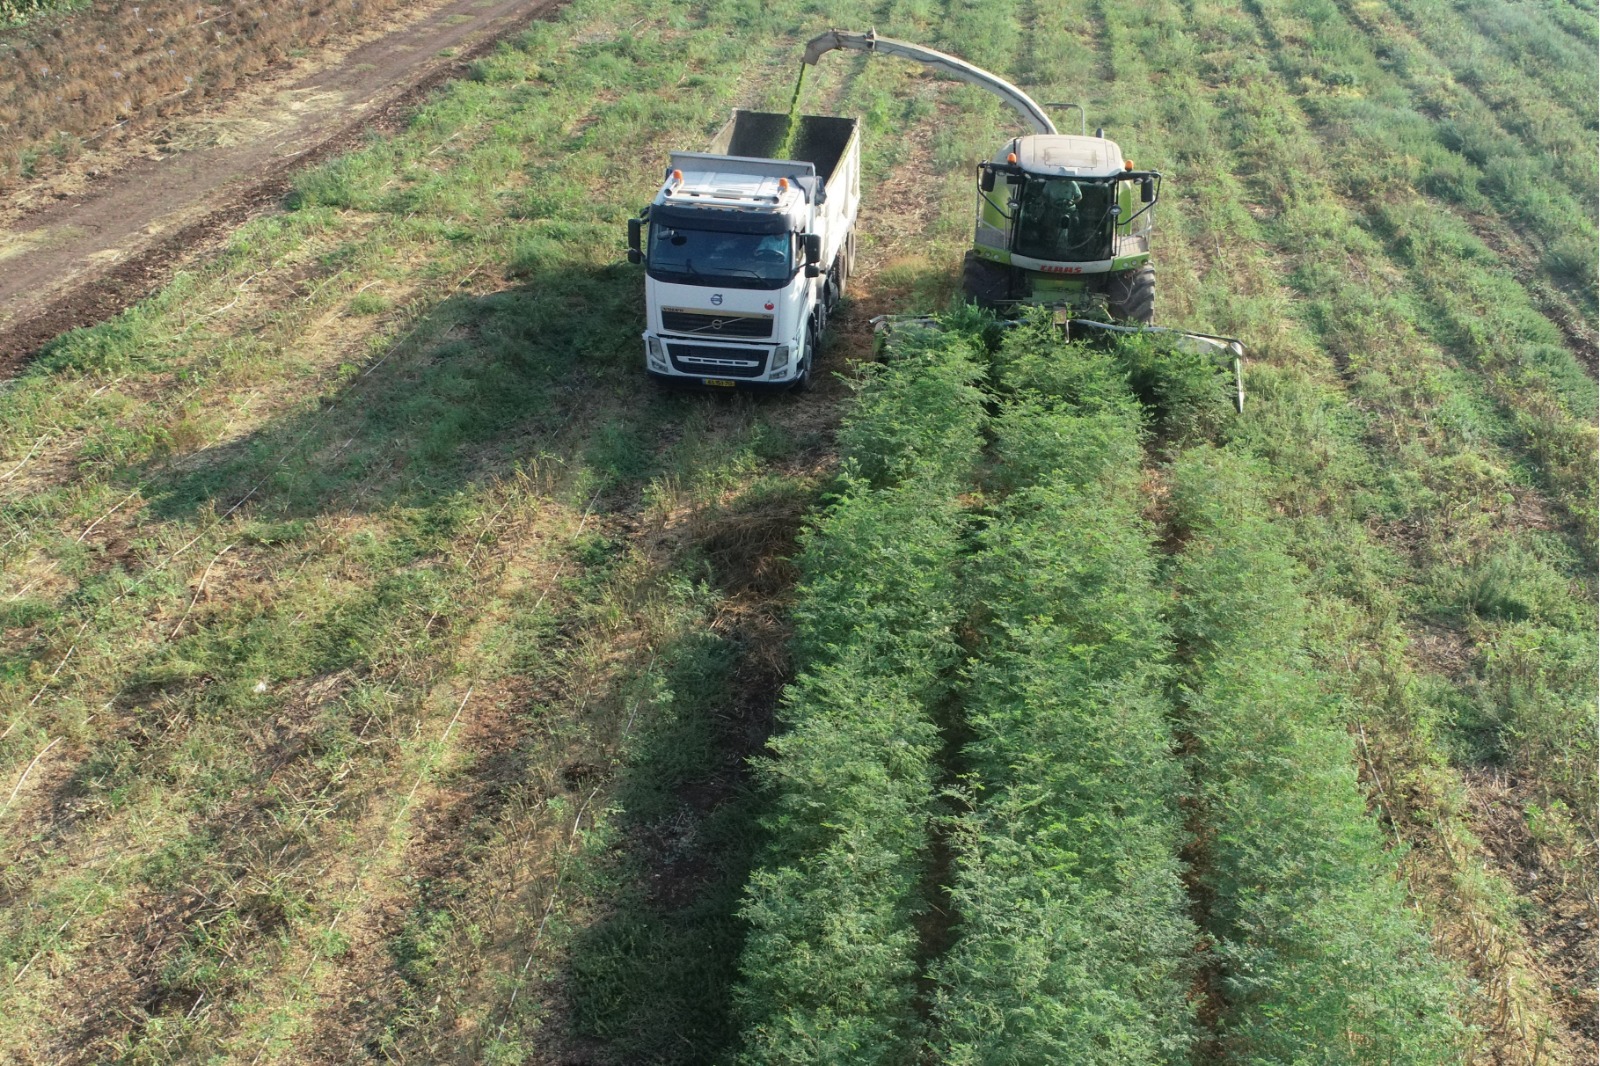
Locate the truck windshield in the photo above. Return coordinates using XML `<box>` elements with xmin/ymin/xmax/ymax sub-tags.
<box><xmin>1011</xmin><ymin>177</ymin><xmax>1115</xmax><ymax>263</ymax></box>
<box><xmin>647</xmin><ymin>226</ymin><xmax>794</xmax><ymax>289</ymax></box>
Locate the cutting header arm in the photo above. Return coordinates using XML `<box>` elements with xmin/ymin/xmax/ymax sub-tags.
<box><xmin>802</xmin><ymin>29</ymin><xmax>1058</xmax><ymax>136</ymax></box>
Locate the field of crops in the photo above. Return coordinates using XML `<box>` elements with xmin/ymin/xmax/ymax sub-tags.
<box><xmin>0</xmin><ymin>0</ymin><xmax>1593</xmax><ymax>1061</ymax></box>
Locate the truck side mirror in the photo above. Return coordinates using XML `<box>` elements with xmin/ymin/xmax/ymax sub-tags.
<box><xmin>627</xmin><ymin>217</ymin><xmax>643</xmax><ymax>264</ymax></box>
<box><xmin>1140</xmin><ymin>177</ymin><xmax>1155</xmax><ymax>203</ymax></box>
<box><xmin>979</xmin><ymin>166</ymin><xmax>995</xmax><ymax>193</ymax></box>
<box><xmin>803</xmin><ymin>233</ymin><xmax>822</xmax><ymax>265</ymax></box>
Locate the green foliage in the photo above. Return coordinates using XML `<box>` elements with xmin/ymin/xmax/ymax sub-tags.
<box><xmin>1472</xmin><ymin>618</ymin><xmax>1599</xmax><ymax>824</ymax></box>
<box><xmin>987</xmin><ymin>312</ymin><xmax>1138</xmax><ymax>416</ymax></box>
<box><xmin>1107</xmin><ymin>333</ymin><xmax>1237</xmax><ymax>444</ymax></box>
<box><xmin>733</xmin><ymin>331</ymin><xmax>987</xmax><ymax>1064</ymax></box>
<box><xmin>930</xmin><ymin>368</ymin><xmax>1194</xmax><ymax>1064</ymax></box>
<box><xmin>1168</xmin><ymin>447</ymin><xmax>1469</xmax><ymax>1063</ymax></box>
<box><xmin>836</xmin><ymin>330</ymin><xmax>989</xmax><ymax>490</ymax></box>
<box><xmin>0</xmin><ymin>0</ymin><xmax>83</xmax><ymax>28</ymax></box>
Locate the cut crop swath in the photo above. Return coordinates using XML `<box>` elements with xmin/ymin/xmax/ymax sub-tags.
<box><xmin>928</xmin><ymin>319</ymin><xmax>1195</xmax><ymax>1065</ymax></box>
<box><xmin>1168</xmin><ymin>446</ymin><xmax>1470</xmax><ymax>1064</ymax></box>
<box><xmin>730</xmin><ymin>327</ymin><xmax>987</xmax><ymax>1064</ymax></box>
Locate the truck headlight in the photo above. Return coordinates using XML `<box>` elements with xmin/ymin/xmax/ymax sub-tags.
<box><xmin>766</xmin><ymin>344</ymin><xmax>792</xmax><ymax>380</ymax></box>
<box><xmin>645</xmin><ymin>335</ymin><xmax>667</xmax><ymax>371</ymax></box>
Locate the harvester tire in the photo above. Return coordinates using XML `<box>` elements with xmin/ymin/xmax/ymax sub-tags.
<box><xmin>1105</xmin><ymin>264</ymin><xmax>1155</xmax><ymax>324</ymax></box>
<box><xmin>962</xmin><ymin>251</ymin><xmax>1010</xmax><ymax>308</ymax></box>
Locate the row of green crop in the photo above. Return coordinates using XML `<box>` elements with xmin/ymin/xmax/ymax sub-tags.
<box><xmin>1168</xmin><ymin>446</ymin><xmax>1469</xmax><ymax>1062</ymax></box>
<box><xmin>1012</xmin><ymin>0</ymin><xmax>1592</xmax><ymax>1052</ymax></box>
<box><xmin>736</xmin><ymin>311</ymin><xmax>1474</xmax><ymax>1062</ymax></box>
<box><xmin>929</xmin><ymin>322</ymin><xmax>1195</xmax><ymax>1064</ymax></box>
<box><xmin>732</xmin><ymin>329</ymin><xmax>988</xmax><ymax>1063</ymax></box>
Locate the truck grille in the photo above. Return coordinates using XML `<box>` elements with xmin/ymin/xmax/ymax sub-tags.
<box><xmin>661</xmin><ymin>308</ymin><xmax>774</xmax><ymax>339</ymax></box>
<box><xmin>666</xmin><ymin>342</ymin><xmax>768</xmax><ymax>379</ymax></box>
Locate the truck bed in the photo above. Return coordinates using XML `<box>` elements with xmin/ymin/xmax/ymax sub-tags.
<box><xmin>708</xmin><ymin>111</ymin><xmax>858</xmax><ymax>185</ymax></box>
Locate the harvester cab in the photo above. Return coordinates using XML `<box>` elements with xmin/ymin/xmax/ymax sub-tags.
<box><xmin>801</xmin><ymin>29</ymin><xmax>1162</xmax><ymax>321</ymax></box>
<box><xmin>971</xmin><ymin>134</ymin><xmax>1161</xmax><ymax>322</ymax></box>
<box><xmin>801</xmin><ymin>28</ymin><xmax>1245</xmax><ymax>406</ymax></box>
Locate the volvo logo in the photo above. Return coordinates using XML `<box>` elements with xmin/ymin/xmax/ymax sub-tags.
<box><xmin>710</xmin><ymin>293</ymin><xmax>723</xmax><ymax>306</ymax></box>
<box><xmin>710</xmin><ymin>319</ymin><xmax>725</xmax><ymax>330</ymax></box>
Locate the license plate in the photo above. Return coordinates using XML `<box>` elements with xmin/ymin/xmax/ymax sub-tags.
<box><xmin>702</xmin><ymin>378</ymin><xmax>737</xmax><ymax>388</ymax></box>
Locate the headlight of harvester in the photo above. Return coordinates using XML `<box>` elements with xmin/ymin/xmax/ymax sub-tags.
<box><xmin>645</xmin><ymin>335</ymin><xmax>667</xmax><ymax>371</ymax></box>
<box><xmin>767</xmin><ymin>344</ymin><xmax>792</xmax><ymax>380</ymax></box>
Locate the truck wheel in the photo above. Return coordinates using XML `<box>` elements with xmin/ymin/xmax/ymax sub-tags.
<box><xmin>961</xmin><ymin>251</ymin><xmax>1010</xmax><ymax>308</ymax></box>
<box><xmin>793</xmin><ymin>324</ymin><xmax>818</xmax><ymax>393</ymax></box>
<box><xmin>1104</xmin><ymin>264</ymin><xmax>1155</xmax><ymax>324</ymax></box>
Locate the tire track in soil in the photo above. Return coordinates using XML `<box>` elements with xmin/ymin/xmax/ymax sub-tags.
<box><xmin>0</xmin><ymin>0</ymin><xmax>569</xmax><ymax>369</ymax></box>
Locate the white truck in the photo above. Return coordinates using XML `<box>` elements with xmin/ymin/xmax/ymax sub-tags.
<box><xmin>628</xmin><ymin>109</ymin><xmax>861</xmax><ymax>390</ymax></box>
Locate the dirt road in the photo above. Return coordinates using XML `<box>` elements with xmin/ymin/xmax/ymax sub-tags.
<box><xmin>0</xmin><ymin>0</ymin><xmax>564</xmax><ymax>365</ymax></box>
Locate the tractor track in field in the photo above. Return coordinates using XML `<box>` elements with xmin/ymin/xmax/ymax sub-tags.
<box><xmin>0</xmin><ymin>0</ymin><xmax>569</xmax><ymax>371</ymax></box>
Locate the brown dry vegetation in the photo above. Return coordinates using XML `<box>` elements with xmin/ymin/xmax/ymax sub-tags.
<box><xmin>0</xmin><ymin>0</ymin><xmax>424</xmax><ymax>192</ymax></box>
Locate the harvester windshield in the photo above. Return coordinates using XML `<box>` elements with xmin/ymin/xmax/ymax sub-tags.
<box><xmin>1011</xmin><ymin>176</ymin><xmax>1116</xmax><ymax>262</ymax></box>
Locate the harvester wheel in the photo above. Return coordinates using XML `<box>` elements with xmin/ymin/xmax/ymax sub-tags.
<box><xmin>1104</xmin><ymin>264</ymin><xmax>1155</xmax><ymax>324</ymax></box>
<box><xmin>961</xmin><ymin>251</ymin><xmax>1010</xmax><ymax>308</ymax></box>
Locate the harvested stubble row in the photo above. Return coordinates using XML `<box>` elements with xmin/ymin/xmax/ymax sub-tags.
<box><xmin>731</xmin><ymin>328</ymin><xmax>988</xmax><ymax>1064</ymax></box>
<box><xmin>1168</xmin><ymin>445</ymin><xmax>1469</xmax><ymax>1063</ymax></box>
<box><xmin>929</xmin><ymin>323</ymin><xmax>1194</xmax><ymax>1064</ymax></box>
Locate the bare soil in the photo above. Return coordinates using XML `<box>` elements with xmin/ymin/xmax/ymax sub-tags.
<box><xmin>0</xmin><ymin>0</ymin><xmax>565</xmax><ymax>367</ymax></box>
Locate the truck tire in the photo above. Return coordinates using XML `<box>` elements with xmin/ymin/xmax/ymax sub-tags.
<box><xmin>962</xmin><ymin>250</ymin><xmax>1010</xmax><ymax>308</ymax></box>
<box><xmin>793</xmin><ymin>323</ymin><xmax>818</xmax><ymax>393</ymax></box>
<box><xmin>833</xmin><ymin>232</ymin><xmax>853</xmax><ymax>298</ymax></box>
<box><xmin>1104</xmin><ymin>264</ymin><xmax>1155</xmax><ymax>324</ymax></box>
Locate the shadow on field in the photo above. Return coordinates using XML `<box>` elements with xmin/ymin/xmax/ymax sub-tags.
<box><xmin>556</xmin><ymin>631</ymin><xmax>769</xmax><ymax>1065</ymax></box>
<box><xmin>134</xmin><ymin>257</ymin><xmax>808</xmax><ymax>525</ymax></box>
<box><xmin>555</xmin><ymin>482</ymin><xmax>807</xmax><ymax>1065</ymax></box>
<box><xmin>31</xmin><ymin>257</ymin><xmax>828</xmax><ymax>1060</ymax></box>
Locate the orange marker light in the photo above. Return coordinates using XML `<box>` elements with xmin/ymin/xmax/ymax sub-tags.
<box><xmin>779</xmin><ymin>177</ymin><xmax>789</xmax><ymax>191</ymax></box>
<box><xmin>671</xmin><ymin>169</ymin><xmax>683</xmax><ymax>181</ymax></box>
<box><xmin>1007</xmin><ymin>152</ymin><xmax>1018</xmax><ymax>164</ymax></box>
<box><xmin>1124</xmin><ymin>160</ymin><xmax>1133</xmax><ymax>170</ymax></box>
